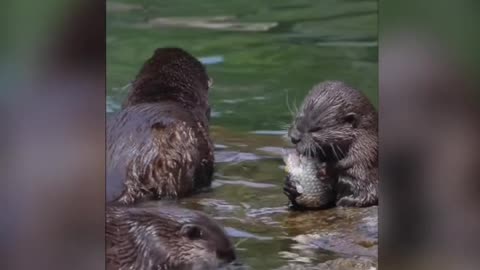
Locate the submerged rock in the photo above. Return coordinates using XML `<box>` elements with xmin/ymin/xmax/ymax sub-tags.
<box><xmin>276</xmin><ymin>257</ymin><xmax>377</xmax><ymax>270</ymax></box>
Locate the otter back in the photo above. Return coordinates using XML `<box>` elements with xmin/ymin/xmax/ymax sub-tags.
<box><xmin>107</xmin><ymin>101</ymin><xmax>213</xmax><ymax>204</ymax></box>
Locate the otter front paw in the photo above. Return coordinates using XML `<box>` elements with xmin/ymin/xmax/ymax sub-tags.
<box><xmin>334</xmin><ymin>159</ymin><xmax>354</xmax><ymax>171</ymax></box>
<box><xmin>336</xmin><ymin>195</ymin><xmax>365</xmax><ymax>207</ymax></box>
<box><xmin>283</xmin><ymin>175</ymin><xmax>300</xmax><ymax>199</ymax></box>
<box><xmin>283</xmin><ymin>175</ymin><xmax>302</xmax><ymax>209</ymax></box>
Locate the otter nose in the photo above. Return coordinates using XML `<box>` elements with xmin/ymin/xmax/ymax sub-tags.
<box><xmin>289</xmin><ymin>128</ymin><xmax>302</xmax><ymax>144</ymax></box>
<box><xmin>291</xmin><ymin>136</ymin><xmax>301</xmax><ymax>144</ymax></box>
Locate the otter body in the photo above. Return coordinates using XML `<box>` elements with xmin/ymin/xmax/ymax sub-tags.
<box><xmin>106</xmin><ymin>205</ymin><xmax>236</xmax><ymax>270</ymax></box>
<box><xmin>287</xmin><ymin>81</ymin><xmax>378</xmax><ymax>207</ymax></box>
<box><xmin>107</xmin><ymin>48</ymin><xmax>214</xmax><ymax>204</ymax></box>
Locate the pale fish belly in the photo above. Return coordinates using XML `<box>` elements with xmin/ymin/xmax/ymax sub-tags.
<box><xmin>290</xmin><ymin>161</ymin><xmax>335</xmax><ymax>209</ymax></box>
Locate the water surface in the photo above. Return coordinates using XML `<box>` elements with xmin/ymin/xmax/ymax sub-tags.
<box><xmin>107</xmin><ymin>1</ymin><xmax>378</xmax><ymax>269</ymax></box>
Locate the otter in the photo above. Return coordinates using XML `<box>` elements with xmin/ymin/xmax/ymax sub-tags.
<box><xmin>106</xmin><ymin>205</ymin><xmax>236</xmax><ymax>270</ymax></box>
<box><xmin>107</xmin><ymin>48</ymin><xmax>214</xmax><ymax>204</ymax></box>
<box><xmin>286</xmin><ymin>81</ymin><xmax>378</xmax><ymax>207</ymax></box>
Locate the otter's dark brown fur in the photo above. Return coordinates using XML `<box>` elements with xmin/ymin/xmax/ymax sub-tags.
<box><xmin>106</xmin><ymin>205</ymin><xmax>236</xmax><ymax>270</ymax></box>
<box><xmin>107</xmin><ymin>48</ymin><xmax>214</xmax><ymax>204</ymax></box>
<box><xmin>287</xmin><ymin>81</ymin><xmax>378</xmax><ymax>207</ymax></box>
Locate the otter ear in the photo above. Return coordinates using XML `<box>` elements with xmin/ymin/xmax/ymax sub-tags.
<box><xmin>344</xmin><ymin>112</ymin><xmax>358</xmax><ymax>128</ymax></box>
<box><xmin>181</xmin><ymin>224</ymin><xmax>204</xmax><ymax>240</ymax></box>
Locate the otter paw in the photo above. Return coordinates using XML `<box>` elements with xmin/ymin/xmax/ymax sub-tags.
<box><xmin>334</xmin><ymin>159</ymin><xmax>352</xmax><ymax>171</ymax></box>
<box><xmin>336</xmin><ymin>196</ymin><xmax>363</xmax><ymax>207</ymax></box>
<box><xmin>287</xmin><ymin>200</ymin><xmax>307</xmax><ymax>210</ymax></box>
<box><xmin>283</xmin><ymin>175</ymin><xmax>301</xmax><ymax>202</ymax></box>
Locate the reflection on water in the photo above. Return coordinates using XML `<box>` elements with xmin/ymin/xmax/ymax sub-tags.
<box><xmin>107</xmin><ymin>0</ymin><xmax>377</xmax><ymax>269</ymax></box>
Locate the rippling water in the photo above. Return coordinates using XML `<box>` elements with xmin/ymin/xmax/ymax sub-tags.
<box><xmin>107</xmin><ymin>0</ymin><xmax>378</xmax><ymax>269</ymax></box>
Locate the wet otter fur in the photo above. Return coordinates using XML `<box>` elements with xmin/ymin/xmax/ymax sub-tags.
<box><xmin>107</xmin><ymin>48</ymin><xmax>214</xmax><ymax>204</ymax></box>
<box><xmin>287</xmin><ymin>81</ymin><xmax>378</xmax><ymax>207</ymax></box>
<box><xmin>106</xmin><ymin>205</ymin><xmax>236</xmax><ymax>270</ymax></box>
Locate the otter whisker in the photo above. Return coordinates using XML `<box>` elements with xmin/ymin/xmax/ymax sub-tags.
<box><xmin>305</xmin><ymin>143</ymin><xmax>314</xmax><ymax>158</ymax></box>
<box><xmin>293</xmin><ymin>95</ymin><xmax>299</xmax><ymax>114</ymax></box>
<box><xmin>112</xmin><ymin>81</ymin><xmax>133</xmax><ymax>92</ymax></box>
<box><xmin>122</xmin><ymin>82</ymin><xmax>132</xmax><ymax>91</ymax></box>
<box><xmin>320</xmin><ymin>145</ymin><xmax>327</xmax><ymax>158</ymax></box>
<box><xmin>281</xmin><ymin>123</ymin><xmax>291</xmax><ymax>130</ymax></box>
<box><xmin>310</xmin><ymin>143</ymin><xmax>316</xmax><ymax>158</ymax></box>
<box><xmin>235</xmin><ymin>238</ymin><xmax>248</xmax><ymax>248</ymax></box>
<box><xmin>313</xmin><ymin>140</ymin><xmax>326</xmax><ymax>158</ymax></box>
<box><xmin>282</xmin><ymin>133</ymin><xmax>290</xmax><ymax>143</ymax></box>
<box><xmin>311</xmin><ymin>140</ymin><xmax>320</xmax><ymax>155</ymax></box>
<box><xmin>281</xmin><ymin>123</ymin><xmax>292</xmax><ymax>142</ymax></box>
<box><xmin>335</xmin><ymin>145</ymin><xmax>345</xmax><ymax>158</ymax></box>
<box><xmin>330</xmin><ymin>143</ymin><xmax>340</xmax><ymax>161</ymax></box>
<box><xmin>285</xmin><ymin>89</ymin><xmax>295</xmax><ymax>117</ymax></box>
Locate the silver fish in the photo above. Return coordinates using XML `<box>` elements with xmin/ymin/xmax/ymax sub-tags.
<box><xmin>283</xmin><ymin>149</ymin><xmax>336</xmax><ymax>209</ymax></box>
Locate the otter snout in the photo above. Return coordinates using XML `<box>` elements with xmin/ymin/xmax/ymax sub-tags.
<box><xmin>289</xmin><ymin>127</ymin><xmax>302</xmax><ymax>144</ymax></box>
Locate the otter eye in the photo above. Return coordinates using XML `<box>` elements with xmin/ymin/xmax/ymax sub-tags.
<box><xmin>181</xmin><ymin>224</ymin><xmax>204</xmax><ymax>240</ymax></box>
<box><xmin>344</xmin><ymin>113</ymin><xmax>358</xmax><ymax>128</ymax></box>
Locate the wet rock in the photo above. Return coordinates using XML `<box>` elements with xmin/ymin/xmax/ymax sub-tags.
<box><xmin>276</xmin><ymin>257</ymin><xmax>377</xmax><ymax>270</ymax></box>
<box><xmin>291</xmin><ymin>232</ymin><xmax>377</xmax><ymax>257</ymax></box>
<box><xmin>279</xmin><ymin>207</ymin><xmax>378</xmax><ymax>267</ymax></box>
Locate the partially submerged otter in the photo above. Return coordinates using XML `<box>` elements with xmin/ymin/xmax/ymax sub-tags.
<box><xmin>287</xmin><ymin>81</ymin><xmax>378</xmax><ymax>207</ymax></box>
<box><xmin>106</xmin><ymin>205</ymin><xmax>236</xmax><ymax>270</ymax></box>
<box><xmin>107</xmin><ymin>48</ymin><xmax>214</xmax><ymax>204</ymax></box>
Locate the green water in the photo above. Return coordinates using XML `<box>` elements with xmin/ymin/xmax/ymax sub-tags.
<box><xmin>107</xmin><ymin>0</ymin><xmax>378</xmax><ymax>269</ymax></box>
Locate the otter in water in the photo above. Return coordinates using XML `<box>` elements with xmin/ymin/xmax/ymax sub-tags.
<box><xmin>106</xmin><ymin>205</ymin><xmax>236</xmax><ymax>270</ymax></box>
<box><xmin>107</xmin><ymin>48</ymin><xmax>214</xmax><ymax>204</ymax></box>
<box><xmin>286</xmin><ymin>81</ymin><xmax>378</xmax><ymax>207</ymax></box>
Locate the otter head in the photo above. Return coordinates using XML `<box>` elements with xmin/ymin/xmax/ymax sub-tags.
<box><xmin>288</xmin><ymin>81</ymin><xmax>376</xmax><ymax>161</ymax></box>
<box><xmin>174</xmin><ymin>211</ymin><xmax>236</xmax><ymax>270</ymax></box>
<box><xmin>124</xmin><ymin>47</ymin><xmax>212</xmax><ymax>115</ymax></box>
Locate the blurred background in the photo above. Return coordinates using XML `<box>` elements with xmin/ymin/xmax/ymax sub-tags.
<box><xmin>380</xmin><ymin>0</ymin><xmax>480</xmax><ymax>269</ymax></box>
<box><xmin>1</xmin><ymin>0</ymin><xmax>479</xmax><ymax>269</ymax></box>
<box><xmin>107</xmin><ymin>0</ymin><xmax>378</xmax><ymax>269</ymax></box>
<box><xmin>2</xmin><ymin>0</ymin><xmax>105</xmax><ymax>269</ymax></box>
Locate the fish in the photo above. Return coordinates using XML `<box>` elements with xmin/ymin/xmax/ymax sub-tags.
<box><xmin>283</xmin><ymin>149</ymin><xmax>336</xmax><ymax>209</ymax></box>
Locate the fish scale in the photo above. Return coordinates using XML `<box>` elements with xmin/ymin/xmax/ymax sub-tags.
<box><xmin>283</xmin><ymin>149</ymin><xmax>335</xmax><ymax>209</ymax></box>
